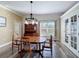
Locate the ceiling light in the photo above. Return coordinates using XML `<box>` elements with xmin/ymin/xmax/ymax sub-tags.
<box><xmin>25</xmin><ymin>1</ymin><xmax>38</xmax><ymax>24</ymax></box>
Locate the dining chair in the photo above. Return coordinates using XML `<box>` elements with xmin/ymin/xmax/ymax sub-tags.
<box><xmin>21</xmin><ymin>36</ymin><xmax>36</xmax><ymax>58</ymax></box>
<box><xmin>23</xmin><ymin>42</ymin><xmax>38</xmax><ymax>57</ymax></box>
<box><xmin>22</xmin><ymin>37</ymin><xmax>43</xmax><ymax>57</ymax></box>
<box><xmin>12</xmin><ymin>33</ymin><xmax>22</xmax><ymax>54</ymax></box>
<box><xmin>30</xmin><ymin>42</ymin><xmax>43</xmax><ymax>57</ymax></box>
<box><xmin>42</xmin><ymin>35</ymin><xmax>53</xmax><ymax>57</ymax></box>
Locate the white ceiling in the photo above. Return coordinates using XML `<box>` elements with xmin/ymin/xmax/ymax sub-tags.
<box><xmin>0</xmin><ymin>1</ymin><xmax>78</xmax><ymax>16</ymax></box>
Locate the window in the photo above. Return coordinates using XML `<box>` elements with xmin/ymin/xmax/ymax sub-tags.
<box><xmin>0</xmin><ymin>16</ymin><xmax>6</xmax><ymax>27</ymax></box>
<box><xmin>70</xmin><ymin>15</ymin><xmax>77</xmax><ymax>50</ymax></box>
<box><xmin>65</xmin><ymin>19</ymin><xmax>69</xmax><ymax>43</ymax></box>
<box><xmin>40</xmin><ymin>21</ymin><xmax>55</xmax><ymax>36</ymax></box>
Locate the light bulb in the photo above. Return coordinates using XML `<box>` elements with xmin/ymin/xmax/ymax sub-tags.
<box><xmin>25</xmin><ymin>21</ymin><xmax>28</xmax><ymax>24</ymax></box>
<box><xmin>35</xmin><ymin>22</ymin><xmax>38</xmax><ymax>24</ymax></box>
<box><xmin>32</xmin><ymin>21</ymin><xmax>35</xmax><ymax>24</ymax></box>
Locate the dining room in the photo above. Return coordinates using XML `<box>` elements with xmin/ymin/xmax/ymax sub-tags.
<box><xmin>0</xmin><ymin>1</ymin><xmax>78</xmax><ymax>58</ymax></box>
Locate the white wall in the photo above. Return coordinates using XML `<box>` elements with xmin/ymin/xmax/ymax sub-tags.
<box><xmin>55</xmin><ymin>19</ymin><xmax>61</xmax><ymax>41</ymax></box>
<box><xmin>0</xmin><ymin>6</ymin><xmax>22</xmax><ymax>46</ymax></box>
<box><xmin>0</xmin><ymin>5</ymin><xmax>22</xmax><ymax>57</ymax></box>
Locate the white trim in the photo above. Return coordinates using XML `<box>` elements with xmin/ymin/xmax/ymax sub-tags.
<box><xmin>0</xmin><ymin>41</ymin><xmax>19</xmax><ymax>58</ymax></box>
<box><xmin>0</xmin><ymin>41</ymin><xmax>11</xmax><ymax>48</ymax></box>
<box><xmin>0</xmin><ymin>4</ymin><xmax>23</xmax><ymax>17</ymax></box>
<box><xmin>61</xmin><ymin>3</ymin><xmax>79</xmax><ymax>18</ymax></box>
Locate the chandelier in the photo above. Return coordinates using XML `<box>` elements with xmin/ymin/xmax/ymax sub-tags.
<box><xmin>25</xmin><ymin>1</ymin><xmax>38</xmax><ymax>24</ymax></box>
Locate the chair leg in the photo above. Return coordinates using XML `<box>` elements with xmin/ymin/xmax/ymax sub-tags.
<box><xmin>18</xmin><ymin>45</ymin><xmax>20</xmax><ymax>52</ymax></box>
<box><xmin>21</xmin><ymin>43</ymin><xmax>22</xmax><ymax>51</ymax></box>
<box><xmin>18</xmin><ymin>45</ymin><xmax>22</xmax><ymax>58</ymax></box>
<box><xmin>40</xmin><ymin>51</ymin><xmax>43</xmax><ymax>58</ymax></box>
<box><xmin>12</xmin><ymin>44</ymin><xmax>13</xmax><ymax>54</ymax></box>
<box><xmin>51</xmin><ymin>49</ymin><xmax>52</xmax><ymax>57</ymax></box>
<box><xmin>29</xmin><ymin>48</ymin><xmax>32</xmax><ymax>58</ymax></box>
<box><xmin>42</xmin><ymin>48</ymin><xmax>44</xmax><ymax>57</ymax></box>
<box><xmin>42</xmin><ymin>51</ymin><xmax>43</xmax><ymax>57</ymax></box>
<box><xmin>18</xmin><ymin>45</ymin><xmax>22</xmax><ymax>52</ymax></box>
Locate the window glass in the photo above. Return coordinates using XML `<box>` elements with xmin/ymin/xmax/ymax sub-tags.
<box><xmin>40</xmin><ymin>21</ymin><xmax>55</xmax><ymax>36</ymax></box>
<box><xmin>65</xmin><ymin>19</ymin><xmax>69</xmax><ymax>43</ymax></box>
<box><xmin>74</xmin><ymin>15</ymin><xmax>77</xmax><ymax>22</ymax></box>
<box><xmin>70</xmin><ymin>15</ymin><xmax>77</xmax><ymax>50</ymax></box>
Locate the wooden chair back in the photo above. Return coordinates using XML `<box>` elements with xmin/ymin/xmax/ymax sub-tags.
<box><xmin>49</xmin><ymin>35</ymin><xmax>52</xmax><ymax>48</ymax></box>
<box><xmin>42</xmin><ymin>35</ymin><xmax>53</xmax><ymax>57</ymax></box>
<box><xmin>12</xmin><ymin>32</ymin><xmax>22</xmax><ymax>54</ymax></box>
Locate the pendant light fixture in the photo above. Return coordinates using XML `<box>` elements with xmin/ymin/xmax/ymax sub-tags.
<box><xmin>25</xmin><ymin>1</ymin><xmax>38</xmax><ymax>24</ymax></box>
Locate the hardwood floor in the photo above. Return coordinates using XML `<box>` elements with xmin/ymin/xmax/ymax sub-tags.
<box><xmin>0</xmin><ymin>41</ymin><xmax>78</xmax><ymax>58</ymax></box>
<box><xmin>16</xmin><ymin>41</ymin><xmax>78</xmax><ymax>58</ymax></box>
<box><xmin>53</xmin><ymin>41</ymin><xmax>78</xmax><ymax>58</ymax></box>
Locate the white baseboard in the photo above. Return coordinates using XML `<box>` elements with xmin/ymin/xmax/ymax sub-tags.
<box><xmin>0</xmin><ymin>41</ymin><xmax>20</xmax><ymax>58</ymax></box>
<box><xmin>0</xmin><ymin>41</ymin><xmax>12</xmax><ymax>48</ymax></box>
<box><xmin>0</xmin><ymin>41</ymin><xmax>12</xmax><ymax>55</ymax></box>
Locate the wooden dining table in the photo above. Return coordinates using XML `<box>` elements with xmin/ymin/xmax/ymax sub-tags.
<box><xmin>21</xmin><ymin>36</ymin><xmax>47</xmax><ymax>57</ymax></box>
